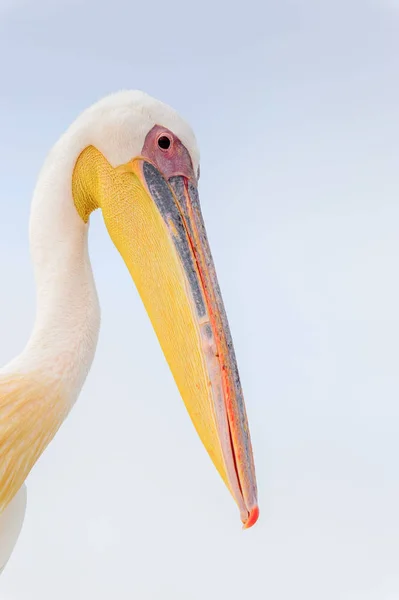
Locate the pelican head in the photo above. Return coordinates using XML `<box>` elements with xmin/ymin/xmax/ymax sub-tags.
<box><xmin>0</xmin><ymin>91</ymin><xmax>258</xmax><ymax>553</ymax></box>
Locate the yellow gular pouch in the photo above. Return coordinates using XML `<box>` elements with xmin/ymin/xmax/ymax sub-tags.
<box><xmin>72</xmin><ymin>147</ymin><xmax>231</xmax><ymax>493</ymax></box>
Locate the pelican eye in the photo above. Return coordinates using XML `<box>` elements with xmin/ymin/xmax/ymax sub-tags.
<box><xmin>158</xmin><ymin>135</ymin><xmax>171</xmax><ymax>150</ymax></box>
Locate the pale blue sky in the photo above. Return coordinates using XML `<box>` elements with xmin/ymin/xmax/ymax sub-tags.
<box><xmin>0</xmin><ymin>1</ymin><xmax>398</xmax><ymax>598</ymax></box>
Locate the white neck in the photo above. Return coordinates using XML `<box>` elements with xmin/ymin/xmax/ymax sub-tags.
<box><xmin>2</xmin><ymin>127</ymin><xmax>101</xmax><ymax>403</ymax></box>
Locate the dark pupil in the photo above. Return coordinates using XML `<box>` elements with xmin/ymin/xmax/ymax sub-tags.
<box><xmin>158</xmin><ymin>135</ymin><xmax>171</xmax><ymax>150</ymax></box>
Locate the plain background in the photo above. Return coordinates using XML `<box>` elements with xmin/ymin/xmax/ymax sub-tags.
<box><xmin>0</xmin><ymin>0</ymin><xmax>398</xmax><ymax>598</ymax></box>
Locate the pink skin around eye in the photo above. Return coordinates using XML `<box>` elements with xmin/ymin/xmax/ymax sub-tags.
<box><xmin>141</xmin><ymin>124</ymin><xmax>197</xmax><ymax>182</ymax></box>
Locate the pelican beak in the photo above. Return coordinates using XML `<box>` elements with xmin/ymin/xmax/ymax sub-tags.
<box><xmin>80</xmin><ymin>150</ymin><xmax>258</xmax><ymax>527</ymax></box>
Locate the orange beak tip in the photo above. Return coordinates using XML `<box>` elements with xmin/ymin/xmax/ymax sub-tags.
<box><xmin>242</xmin><ymin>505</ymin><xmax>259</xmax><ymax>530</ymax></box>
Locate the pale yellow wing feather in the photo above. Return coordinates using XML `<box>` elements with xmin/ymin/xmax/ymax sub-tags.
<box><xmin>0</xmin><ymin>374</ymin><xmax>68</xmax><ymax>511</ymax></box>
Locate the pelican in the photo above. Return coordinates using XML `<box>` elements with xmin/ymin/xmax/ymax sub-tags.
<box><xmin>0</xmin><ymin>91</ymin><xmax>258</xmax><ymax>574</ymax></box>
